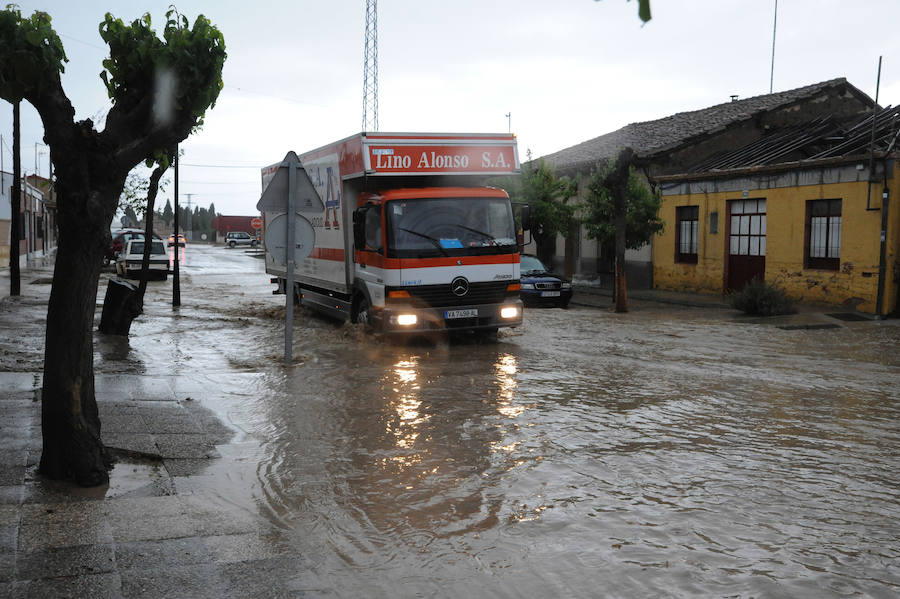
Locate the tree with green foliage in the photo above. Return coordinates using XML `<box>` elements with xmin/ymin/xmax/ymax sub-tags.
<box><xmin>118</xmin><ymin>170</ymin><xmax>170</xmax><ymax>222</ymax></box>
<box><xmin>582</xmin><ymin>158</ymin><xmax>664</xmax><ymax>251</ymax></box>
<box><xmin>507</xmin><ymin>154</ymin><xmax>576</xmax><ymax>266</ymax></box>
<box><xmin>583</xmin><ymin>151</ymin><xmax>663</xmax><ymax>312</ymax></box>
<box><xmin>161</xmin><ymin>198</ymin><xmax>174</xmax><ymax>227</ymax></box>
<box><xmin>0</xmin><ymin>6</ymin><xmax>225</xmax><ymax>485</ymax></box>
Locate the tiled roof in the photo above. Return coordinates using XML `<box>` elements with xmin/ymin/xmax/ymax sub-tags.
<box><xmin>539</xmin><ymin>78</ymin><xmax>865</xmax><ymax>175</ymax></box>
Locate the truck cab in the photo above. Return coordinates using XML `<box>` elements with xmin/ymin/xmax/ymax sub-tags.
<box><xmin>352</xmin><ymin>187</ymin><xmax>523</xmax><ymax>333</ymax></box>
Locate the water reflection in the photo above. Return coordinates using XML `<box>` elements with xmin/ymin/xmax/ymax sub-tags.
<box><xmin>238</xmin><ymin>304</ymin><xmax>900</xmax><ymax>597</ymax></box>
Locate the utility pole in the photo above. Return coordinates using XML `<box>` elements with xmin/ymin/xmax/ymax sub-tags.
<box><xmin>362</xmin><ymin>0</ymin><xmax>378</xmax><ymax>131</ymax></box>
<box><xmin>769</xmin><ymin>0</ymin><xmax>778</xmax><ymax>93</ymax></box>
<box><xmin>10</xmin><ymin>102</ymin><xmax>21</xmax><ymax>296</ymax></box>
<box><xmin>172</xmin><ymin>145</ymin><xmax>180</xmax><ymax>307</ymax></box>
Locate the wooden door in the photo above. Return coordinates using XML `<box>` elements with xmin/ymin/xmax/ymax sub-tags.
<box><xmin>727</xmin><ymin>199</ymin><xmax>766</xmax><ymax>291</ymax></box>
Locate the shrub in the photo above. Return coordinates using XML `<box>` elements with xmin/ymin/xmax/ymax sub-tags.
<box><xmin>730</xmin><ymin>279</ymin><xmax>797</xmax><ymax>316</ymax></box>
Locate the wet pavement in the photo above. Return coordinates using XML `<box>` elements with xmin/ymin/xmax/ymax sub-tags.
<box><xmin>1</xmin><ymin>244</ymin><xmax>898</xmax><ymax>598</ymax></box>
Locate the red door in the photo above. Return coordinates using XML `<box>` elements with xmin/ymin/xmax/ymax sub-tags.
<box><xmin>727</xmin><ymin>199</ymin><xmax>766</xmax><ymax>291</ymax></box>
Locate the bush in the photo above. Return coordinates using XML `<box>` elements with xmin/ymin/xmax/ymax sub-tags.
<box><xmin>730</xmin><ymin>279</ymin><xmax>797</xmax><ymax>316</ymax></box>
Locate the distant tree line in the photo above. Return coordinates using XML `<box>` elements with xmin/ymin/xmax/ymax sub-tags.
<box><xmin>157</xmin><ymin>200</ymin><xmax>218</xmax><ymax>234</ymax></box>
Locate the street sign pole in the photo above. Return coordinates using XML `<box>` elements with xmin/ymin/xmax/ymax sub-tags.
<box><xmin>285</xmin><ymin>158</ymin><xmax>297</xmax><ymax>364</ymax></box>
<box><xmin>257</xmin><ymin>151</ymin><xmax>321</xmax><ymax>366</ymax></box>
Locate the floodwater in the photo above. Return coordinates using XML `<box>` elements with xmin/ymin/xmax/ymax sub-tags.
<box><xmin>19</xmin><ymin>244</ymin><xmax>900</xmax><ymax>596</ymax></box>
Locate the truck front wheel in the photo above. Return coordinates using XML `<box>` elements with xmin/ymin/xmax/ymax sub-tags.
<box><xmin>353</xmin><ymin>295</ymin><xmax>372</xmax><ymax>329</ymax></box>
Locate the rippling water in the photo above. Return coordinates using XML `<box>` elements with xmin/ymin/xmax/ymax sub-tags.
<box><xmin>206</xmin><ymin>306</ymin><xmax>899</xmax><ymax>598</ymax></box>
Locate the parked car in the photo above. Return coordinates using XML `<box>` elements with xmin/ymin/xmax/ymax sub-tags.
<box><xmin>116</xmin><ymin>238</ymin><xmax>169</xmax><ymax>280</ymax></box>
<box><xmin>224</xmin><ymin>231</ymin><xmax>258</xmax><ymax>248</ymax></box>
<box><xmin>105</xmin><ymin>229</ymin><xmax>162</xmax><ymax>265</ymax></box>
<box><xmin>168</xmin><ymin>233</ymin><xmax>186</xmax><ymax>247</ymax></box>
<box><xmin>519</xmin><ymin>254</ymin><xmax>572</xmax><ymax>308</ymax></box>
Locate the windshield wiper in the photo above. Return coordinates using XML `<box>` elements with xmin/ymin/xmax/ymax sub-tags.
<box><xmin>455</xmin><ymin>224</ymin><xmax>498</xmax><ymax>245</ymax></box>
<box><xmin>398</xmin><ymin>227</ymin><xmax>449</xmax><ymax>256</ymax></box>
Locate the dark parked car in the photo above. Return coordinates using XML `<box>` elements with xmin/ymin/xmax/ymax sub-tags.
<box><xmin>519</xmin><ymin>254</ymin><xmax>572</xmax><ymax>308</ymax></box>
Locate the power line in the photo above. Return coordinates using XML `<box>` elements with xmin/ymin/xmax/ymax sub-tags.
<box><xmin>180</xmin><ymin>163</ymin><xmax>263</xmax><ymax>169</ymax></box>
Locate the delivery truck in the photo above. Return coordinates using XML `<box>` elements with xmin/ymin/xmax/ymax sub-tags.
<box><xmin>259</xmin><ymin>132</ymin><xmax>528</xmax><ymax>334</ymax></box>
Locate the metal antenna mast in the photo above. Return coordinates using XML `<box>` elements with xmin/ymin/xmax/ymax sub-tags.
<box><xmin>362</xmin><ymin>0</ymin><xmax>378</xmax><ymax>131</ymax></box>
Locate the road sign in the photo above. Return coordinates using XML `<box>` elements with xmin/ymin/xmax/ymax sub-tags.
<box><xmin>264</xmin><ymin>213</ymin><xmax>315</xmax><ymax>265</ymax></box>
<box><xmin>256</xmin><ymin>152</ymin><xmax>323</xmax><ymax>213</ymax></box>
<box><xmin>251</xmin><ymin>217</ymin><xmax>263</xmax><ymax>230</ymax></box>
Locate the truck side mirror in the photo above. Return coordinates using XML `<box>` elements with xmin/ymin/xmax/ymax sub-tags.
<box><xmin>512</xmin><ymin>202</ymin><xmax>532</xmax><ymax>248</ymax></box>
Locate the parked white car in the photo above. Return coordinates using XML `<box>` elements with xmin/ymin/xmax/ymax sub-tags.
<box><xmin>116</xmin><ymin>238</ymin><xmax>169</xmax><ymax>280</ymax></box>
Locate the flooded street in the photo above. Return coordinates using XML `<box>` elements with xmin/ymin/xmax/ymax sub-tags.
<box><xmin>15</xmin><ymin>244</ymin><xmax>899</xmax><ymax>597</ymax></box>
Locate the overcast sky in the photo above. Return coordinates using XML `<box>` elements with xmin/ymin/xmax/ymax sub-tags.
<box><xmin>2</xmin><ymin>0</ymin><xmax>899</xmax><ymax>217</ymax></box>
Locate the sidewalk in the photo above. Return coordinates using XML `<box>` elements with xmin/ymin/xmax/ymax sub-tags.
<box><xmin>572</xmin><ymin>283</ymin><xmax>731</xmax><ymax>310</ymax></box>
<box><xmin>0</xmin><ymin>264</ymin><xmax>311</xmax><ymax>598</ymax></box>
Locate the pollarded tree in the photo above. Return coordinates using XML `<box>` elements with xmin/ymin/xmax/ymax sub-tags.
<box><xmin>582</xmin><ymin>157</ymin><xmax>663</xmax><ymax>252</ymax></box>
<box><xmin>0</xmin><ymin>7</ymin><xmax>225</xmax><ymax>485</ymax></box>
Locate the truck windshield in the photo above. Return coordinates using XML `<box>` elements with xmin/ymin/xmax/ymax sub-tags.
<box><xmin>385</xmin><ymin>197</ymin><xmax>517</xmax><ymax>258</ymax></box>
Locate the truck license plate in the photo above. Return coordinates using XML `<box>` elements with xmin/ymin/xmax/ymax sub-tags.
<box><xmin>540</xmin><ymin>291</ymin><xmax>561</xmax><ymax>297</ymax></box>
<box><xmin>445</xmin><ymin>309</ymin><xmax>478</xmax><ymax>319</ymax></box>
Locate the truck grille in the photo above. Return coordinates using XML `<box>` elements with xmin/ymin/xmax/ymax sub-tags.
<box><xmin>400</xmin><ymin>281</ymin><xmax>510</xmax><ymax>307</ymax></box>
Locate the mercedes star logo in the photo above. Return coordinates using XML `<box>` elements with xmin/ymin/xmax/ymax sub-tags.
<box><xmin>451</xmin><ymin>276</ymin><xmax>469</xmax><ymax>297</ymax></box>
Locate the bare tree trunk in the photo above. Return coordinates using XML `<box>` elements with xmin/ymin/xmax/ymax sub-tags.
<box><xmin>39</xmin><ymin>186</ymin><xmax>118</xmax><ymax>485</ymax></box>
<box><xmin>605</xmin><ymin>147</ymin><xmax>634</xmax><ymax>313</ymax></box>
<box><xmin>137</xmin><ymin>161</ymin><xmax>169</xmax><ymax>303</ymax></box>
<box><xmin>614</xmin><ymin>203</ymin><xmax>628</xmax><ymax>313</ymax></box>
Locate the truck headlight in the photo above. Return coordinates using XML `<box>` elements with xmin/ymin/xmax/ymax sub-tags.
<box><xmin>396</xmin><ymin>314</ymin><xmax>418</xmax><ymax>326</ymax></box>
<box><xmin>500</xmin><ymin>306</ymin><xmax>519</xmax><ymax>319</ymax></box>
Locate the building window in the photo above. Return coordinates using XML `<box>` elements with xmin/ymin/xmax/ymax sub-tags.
<box><xmin>729</xmin><ymin>199</ymin><xmax>766</xmax><ymax>256</ymax></box>
<box><xmin>806</xmin><ymin>199</ymin><xmax>841</xmax><ymax>270</ymax></box>
<box><xmin>675</xmin><ymin>205</ymin><xmax>699</xmax><ymax>263</ymax></box>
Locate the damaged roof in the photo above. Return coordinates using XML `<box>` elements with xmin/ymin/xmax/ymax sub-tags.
<box><xmin>539</xmin><ymin>78</ymin><xmax>872</xmax><ymax>176</ymax></box>
<box><xmin>683</xmin><ymin>104</ymin><xmax>900</xmax><ymax>174</ymax></box>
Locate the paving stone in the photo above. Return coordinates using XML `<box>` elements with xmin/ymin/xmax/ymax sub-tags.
<box><xmin>102</xmin><ymin>433</ymin><xmax>160</xmax><ymax>458</ymax></box>
<box><xmin>97</xmin><ymin>410</ymin><xmax>148</xmax><ymax>434</ymax></box>
<box><xmin>104</xmin><ymin>496</ymin><xmax>194</xmax><ymax>543</ymax></box>
<box><xmin>0</xmin><ymin>486</ymin><xmax>22</xmax><ymax>506</ymax></box>
<box><xmin>203</xmin><ymin>531</ymin><xmax>295</xmax><ymax>564</ymax></box>
<box><xmin>16</xmin><ymin>543</ymin><xmax>116</xmax><ymax>580</ymax></box>
<box><xmin>0</xmin><ymin>505</ymin><xmax>18</xmax><ymax>528</ymax></box>
<box><xmin>0</xmin><ymin>525</ymin><xmax>15</xmax><ymax>553</ymax></box>
<box><xmin>13</xmin><ymin>572</ymin><xmax>123</xmax><ymax>599</ymax></box>
<box><xmin>220</xmin><ymin>555</ymin><xmax>314</xmax><ymax>598</ymax></box>
<box><xmin>114</xmin><ymin>536</ymin><xmax>214</xmax><ymax>570</ymax></box>
<box><xmin>18</xmin><ymin>502</ymin><xmax>112</xmax><ymax>553</ymax></box>
<box><xmin>0</xmin><ymin>450</ymin><xmax>26</xmax><ymax>467</ymax></box>
<box><xmin>137</xmin><ymin>405</ymin><xmax>203</xmax><ymax>434</ymax></box>
<box><xmin>0</xmin><ymin>374</ymin><xmax>40</xmax><ymax>394</ymax></box>
<box><xmin>119</xmin><ymin>563</ymin><xmax>229</xmax><ymax>599</ymax></box>
<box><xmin>0</xmin><ymin>553</ymin><xmax>12</xmax><ymax>583</ymax></box>
<box><xmin>153</xmin><ymin>434</ymin><xmax>220</xmax><ymax>459</ymax></box>
<box><xmin>162</xmin><ymin>458</ymin><xmax>216</xmax><ymax>478</ymax></box>
<box><xmin>0</xmin><ymin>465</ymin><xmax>24</xmax><ymax>487</ymax></box>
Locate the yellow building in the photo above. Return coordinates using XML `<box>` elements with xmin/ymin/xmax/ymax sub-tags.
<box><xmin>653</xmin><ymin>129</ymin><xmax>899</xmax><ymax>316</ymax></box>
